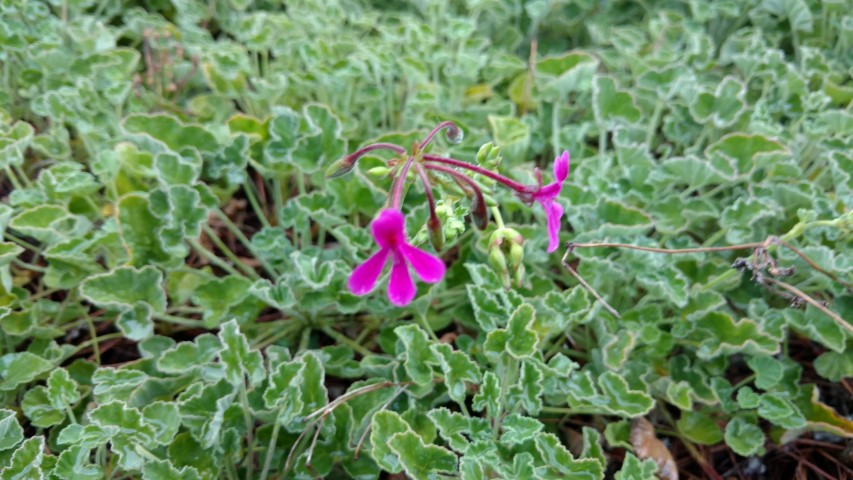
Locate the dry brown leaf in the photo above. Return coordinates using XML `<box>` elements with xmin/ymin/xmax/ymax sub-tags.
<box><xmin>631</xmin><ymin>417</ymin><xmax>679</xmax><ymax>480</ymax></box>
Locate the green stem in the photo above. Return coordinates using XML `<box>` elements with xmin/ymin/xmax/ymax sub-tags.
<box><xmin>84</xmin><ymin>313</ymin><xmax>101</xmax><ymax>365</ymax></box>
<box><xmin>490</xmin><ymin>207</ymin><xmax>505</xmax><ymax>229</ymax></box>
<box><xmin>201</xmin><ymin>224</ymin><xmax>260</xmax><ymax>279</ymax></box>
<box><xmin>259</xmin><ymin>414</ymin><xmax>283</xmax><ymax>480</ymax></box>
<box><xmin>72</xmin><ymin>333</ymin><xmax>124</xmax><ymax>356</ymax></box>
<box><xmin>213</xmin><ymin>209</ymin><xmax>279</xmax><ymax>278</ymax></box>
<box><xmin>188</xmin><ymin>238</ymin><xmax>243</xmax><ymax>278</ymax></box>
<box><xmin>645</xmin><ymin>101</ymin><xmax>665</xmax><ymax>149</ymax></box>
<box><xmin>243</xmin><ymin>180</ymin><xmax>271</xmax><ymax>229</ymax></box>
<box><xmin>3</xmin><ymin>165</ymin><xmax>23</xmax><ymax>190</ymax></box>
<box><xmin>153</xmin><ymin>313</ymin><xmax>205</xmax><ymax>327</ymax></box>
<box><xmin>13</xmin><ymin>164</ymin><xmax>31</xmax><ymax>187</ymax></box>
<box><xmin>238</xmin><ymin>382</ymin><xmax>255</xmax><ymax>480</ymax></box>
<box><xmin>320</xmin><ymin>326</ymin><xmax>373</xmax><ymax>357</ymax></box>
<box><xmin>272</xmin><ymin>178</ymin><xmax>284</xmax><ymax>226</ymax></box>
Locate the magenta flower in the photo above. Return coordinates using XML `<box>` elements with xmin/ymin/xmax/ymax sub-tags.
<box><xmin>348</xmin><ymin>209</ymin><xmax>446</xmax><ymax>306</ymax></box>
<box><xmin>531</xmin><ymin>151</ymin><xmax>570</xmax><ymax>253</ymax></box>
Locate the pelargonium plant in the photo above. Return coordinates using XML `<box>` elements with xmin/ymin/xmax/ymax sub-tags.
<box><xmin>326</xmin><ymin>121</ymin><xmax>571</xmax><ymax>306</ymax></box>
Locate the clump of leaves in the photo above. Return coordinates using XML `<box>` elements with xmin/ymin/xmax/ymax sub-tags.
<box><xmin>1</xmin><ymin>0</ymin><xmax>851</xmax><ymax>479</ymax></box>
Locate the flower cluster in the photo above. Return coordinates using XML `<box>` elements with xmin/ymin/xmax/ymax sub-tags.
<box><xmin>327</xmin><ymin>121</ymin><xmax>570</xmax><ymax>306</ymax></box>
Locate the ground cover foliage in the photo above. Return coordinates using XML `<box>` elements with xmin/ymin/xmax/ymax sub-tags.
<box><xmin>0</xmin><ymin>0</ymin><xmax>851</xmax><ymax>478</ymax></box>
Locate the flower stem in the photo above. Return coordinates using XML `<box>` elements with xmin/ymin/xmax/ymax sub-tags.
<box><xmin>418</xmin><ymin>121</ymin><xmax>460</xmax><ymax>149</ymax></box>
<box><xmin>415</xmin><ymin>164</ymin><xmax>438</xmax><ymax>225</ymax></box>
<box><xmin>423</xmin><ymin>154</ymin><xmax>532</xmax><ymax>193</ymax></box>
<box><xmin>491</xmin><ymin>207</ymin><xmax>505</xmax><ymax>229</ymax></box>
<box><xmin>389</xmin><ymin>155</ymin><xmax>416</xmax><ymax>209</ymax></box>
<box><xmin>424</xmin><ymin>163</ymin><xmax>488</xmax><ymax>227</ymax></box>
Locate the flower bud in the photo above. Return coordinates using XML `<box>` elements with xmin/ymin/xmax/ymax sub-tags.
<box><xmin>428</xmin><ymin>215</ymin><xmax>444</xmax><ymax>251</ymax></box>
<box><xmin>366</xmin><ymin>166</ymin><xmax>391</xmax><ymax>177</ymax></box>
<box><xmin>513</xmin><ymin>262</ymin><xmax>525</xmax><ymax>288</ymax></box>
<box><xmin>470</xmin><ymin>192</ymin><xmax>489</xmax><ymax>230</ymax></box>
<box><xmin>488</xmin><ymin>246</ymin><xmax>511</xmax><ymax>289</ymax></box>
<box><xmin>509</xmin><ymin>242</ymin><xmax>524</xmax><ymax>271</ymax></box>
<box><xmin>445</xmin><ymin>124</ymin><xmax>464</xmax><ymax>144</ymax></box>
<box><xmin>325</xmin><ymin>156</ymin><xmax>355</xmax><ymax>178</ymax></box>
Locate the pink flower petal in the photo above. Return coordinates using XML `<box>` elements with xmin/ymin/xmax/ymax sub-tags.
<box><xmin>387</xmin><ymin>253</ymin><xmax>416</xmax><ymax>306</ymax></box>
<box><xmin>400</xmin><ymin>243</ymin><xmax>445</xmax><ymax>283</ymax></box>
<box><xmin>534</xmin><ymin>182</ymin><xmax>561</xmax><ymax>202</ymax></box>
<box><xmin>348</xmin><ymin>248</ymin><xmax>390</xmax><ymax>295</ymax></box>
<box><xmin>553</xmin><ymin>151</ymin><xmax>570</xmax><ymax>182</ymax></box>
<box><xmin>545</xmin><ymin>201</ymin><xmax>564</xmax><ymax>253</ymax></box>
<box><xmin>371</xmin><ymin>209</ymin><xmax>406</xmax><ymax>249</ymax></box>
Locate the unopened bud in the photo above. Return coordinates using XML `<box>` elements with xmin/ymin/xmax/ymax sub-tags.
<box><xmin>513</xmin><ymin>262</ymin><xmax>526</xmax><ymax>288</ymax></box>
<box><xmin>428</xmin><ymin>216</ymin><xmax>444</xmax><ymax>251</ymax></box>
<box><xmin>488</xmin><ymin>247</ymin><xmax>511</xmax><ymax>289</ymax></box>
<box><xmin>509</xmin><ymin>243</ymin><xmax>524</xmax><ymax>271</ymax></box>
<box><xmin>476</xmin><ymin>142</ymin><xmax>502</xmax><ymax>169</ymax></box>
<box><xmin>445</xmin><ymin>124</ymin><xmax>464</xmax><ymax>144</ymax></box>
<box><xmin>470</xmin><ymin>193</ymin><xmax>489</xmax><ymax>230</ymax></box>
<box><xmin>366</xmin><ymin>166</ymin><xmax>391</xmax><ymax>177</ymax></box>
<box><xmin>325</xmin><ymin>156</ymin><xmax>355</xmax><ymax>178</ymax></box>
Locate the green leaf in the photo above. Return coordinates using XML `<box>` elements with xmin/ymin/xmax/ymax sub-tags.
<box><xmin>123</xmin><ymin>114</ymin><xmax>218</xmax><ymax>153</ymax></box>
<box><xmin>690</xmin><ymin>311</ymin><xmax>779</xmax><ymax>360</ymax></box>
<box><xmin>689</xmin><ymin>76</ymin><xmax>746</xmax><ymax>128</ymax></box>
<box><xmin>472</xmin><ymin>371</ymin><xmax>500</xmax><ymax>415</ymax></box>
<box><xmin>117</xmin><ymin>194</ymin><xmax>175</xmax><ymax>267</ymax></box>
<box><xmin>56</xmin><ymin>424</ymin><xmax>115</xmax><ymax>449</ymax></box>
<box><xmin>46</xmin><ymin>368</ymin><xmax>79</xmax><ymax>410</ymax></box>
<box><xmin>754</xmin><ymin>0</ymin><xmax>813</xmax><ymax>32</ymax></box>
<box><xmin>535</xmin><ymin>432</ymin><xmax>604</xmax><ymax>478</ymax></box>
<box><xmin>143</xmin><ymin>402</ymin><xmax>181</xmax><ymax>446</ymax></box>
<box><xmin>746</xmin><ymin>355</ymin><xmax>785</xmax><ymax>390</ymax></box>
<box><xmin>785</xmin><ymin>305</ymin><xmax>848</xmax><ymax>353</ymax></box>
<box><xmin>677</xmin><ymin>411</ymin><xmax>724</xmax><ymax>445</ymax></box>
<box><xmin>387</xmin><ymin>430</ymin><xmax>457</xmax><ymax>480</ymax></box>
<box><xmin>395</xmin><ymin>324</ymin><xmax>437</xmax><ymax>386</ymax></box>
<box><xmin>614</xmin><ymin>452</ymin><xmax>658</xmax><ymax>480</ymax></box>
<box><xmin>488</xmin><ymin>115</ymin><xmax>530</xmax><ymax>161</ymax></box>
<box><xmin>593</xmin><ymin>76</ymin><xmax>641</xmax><ymax>126</ymax></box>
<box><xmin>500</xmin><ymin>414</ymin><xmax>543</xmax><ymax>445</ymax></box>
<box><xmin>758</xmin><ymin>392</ymin><xmax>806</xmax><ymax>429</ymax></box>
<box><xmin>0</xmin><ymin>410</ymin><xmax>24</xmax><ymax>451</ymax></box>
<box><xmin>506</xmin><ymin>304</ymin><xmax>538</xmax><ymax>358</ymax></box>
<box><xmin>0</xmin><ymin>436</ymin><xmax>43</xmax><ymax>480</ymax></box>
<box><xmin>0</xmin><ymin>352</ymin><xmax>53</xmax><ymax>391</ymax></box>
<box><xmin>54</xmin><ymin>446</ymin><xmax>103</xmax><ymax>480</ymax></box>
<box><xmin>370</xmin><ymin>410</ymin><xmax>412</xmax><ymax>473</ymax></box>
<box><xmin>430</xmin><ymin>343</ymin><xmax>480</xmax><ymax>406</ymax></box>
<box><xmin>725</xmin><ymin>415</ymin><xmax>765</xmax><ymax>456</ymax></box>
<box><xmin>813</xmin><ymin>350</ymin><xmax>853</xmax><ymax>382</ymax></box>
<box><xmin>80</xmin><ymin>265</ymin><xmax>166</xmax><ymax>312</ymax></box>
<box><xmin>737</xmin><ymin>387</ymin><xmax>761</xmax><ymax>409</ymax></box>
<box><xmin>22</xmin><ymin>386</ymin><xmax>65</xmax><ymax>427</ymax></box>
<box><xmin>218</xmin><ymin>319</ymin><xmax>265</xmax><ymax>387</ymax></box>
<box><xmin>142</xmin><ymin>459</ymin><xmax>202</xmax><ymax>480</ymax></box>
<box><xmin>0</xmin><ymin>243</ymin><xmax>23</xmax><ymax>267</ymax></box>
<box><xmin>89</xmin><ymin>401</ymin><xmax>155</xmax><ymax>443</ymax></box>
<box><xmin>509</xmin><ymin>360</ymin><xmax>544</xmax><ymax>416</ymax></box>
<box><xmin>178</xmin><ymin>379</ymin><xmax>237</xmax><ymax>448</ymax></box>
<box><xmin>429</xmin><ymin>407</ymin><xmax>488</xmax><ymax>452</ymax></box>
<box><xmin>263</xmin><ymin>360</ymin><xmax>304</xmax><ymax>425</ymax></box>
<box><xmin>566</xmin><ymin>371</ymin><xmax>655</xmax><ymax>417</ymax></box>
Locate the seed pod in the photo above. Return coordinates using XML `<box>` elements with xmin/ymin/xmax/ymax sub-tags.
<box><xmin>488</xmin><ymin>247</ymin><xmax>511</xmax><ymax>289</ymax></box>
<box><xmin>428</xmin><ymin>215</ymin><xmax>444</xmax><ymax>251</ymax></box>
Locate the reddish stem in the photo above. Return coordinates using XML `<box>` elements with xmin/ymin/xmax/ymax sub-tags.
<box><xmin>423</xmin><ymin>163</ymin><xmax>488</xmax><ymax>228</ymax></box>
<box><xmin>423</xmin><ymin>154</ymin><xmax>533</xmax><ymax>194</ymax></box>
<box><xmin>419</xmin><ymin>121</ymin><xmax>461</xmax><ymax>149</ymax></box>
<box><xmin>415</xmin><ymin>164</ymin><xmax>438</xmax><ymax>225</ymax></box>
<box><xmin>389</xmin><ymin>155</ymin><xmax>416</xmax><ymax>209</ymax></box>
